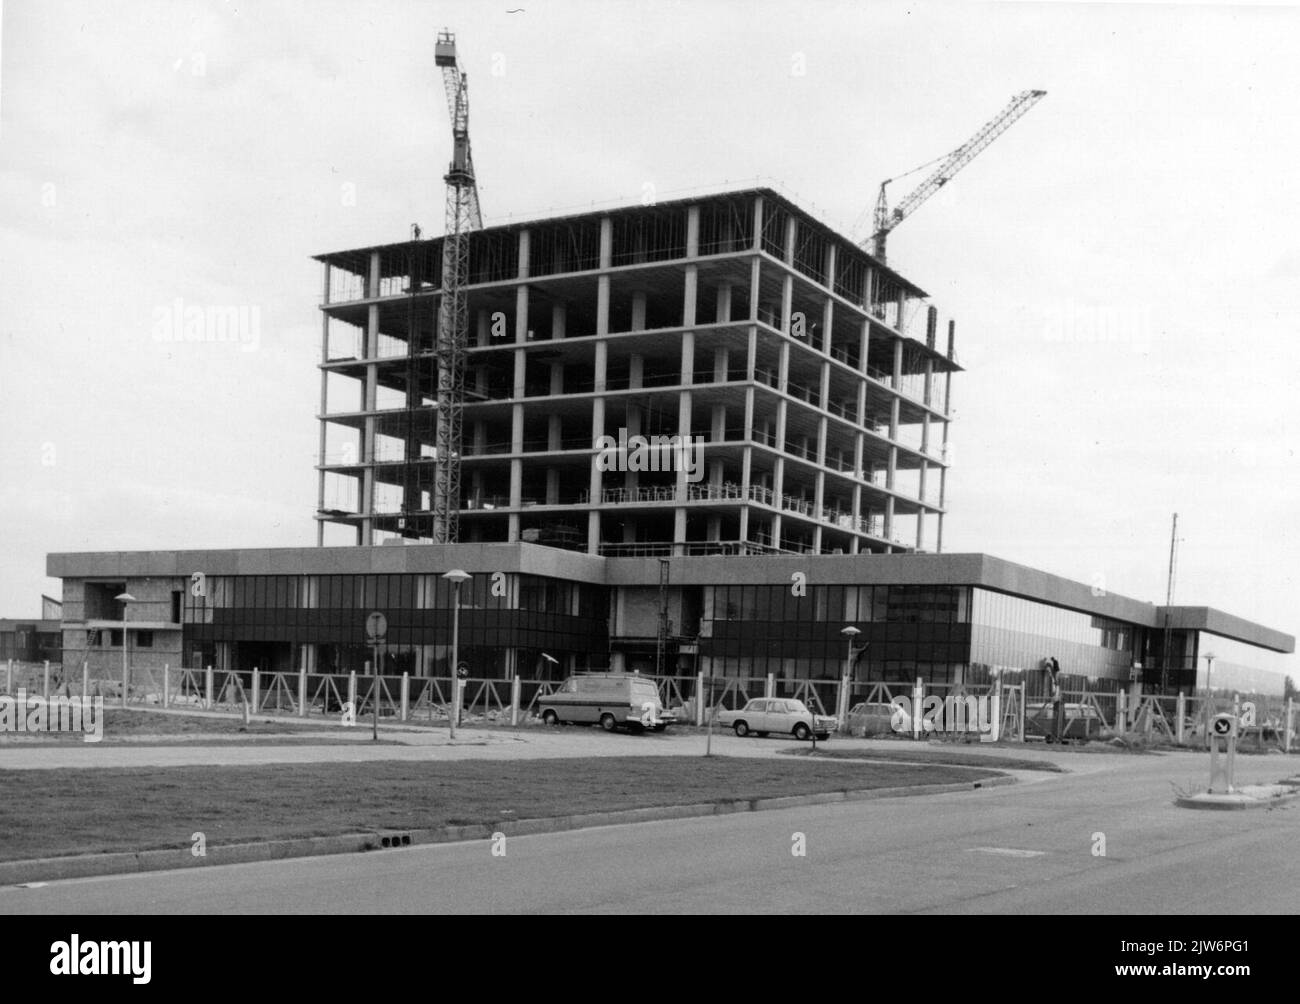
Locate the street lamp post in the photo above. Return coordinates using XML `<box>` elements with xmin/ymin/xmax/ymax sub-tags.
<box><xmin>840</xmin><ymin>626</ymin><xmax>862</xmax><ymax>735</ymax></box>
<box><xmin>442</xmin><ymin>570</ymin><xmax>471</xmax><ymax>740</ymax></box>
<box><xmin>115</xmin><ymin>592</ymin><xmax>136</xmax><ymax>709</ymax></box>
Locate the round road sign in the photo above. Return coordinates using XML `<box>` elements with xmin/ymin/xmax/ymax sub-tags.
<box><xmin>366</xmin><ymin>611</ymin><xmax>388</xmax><ymax>642</ymax></box>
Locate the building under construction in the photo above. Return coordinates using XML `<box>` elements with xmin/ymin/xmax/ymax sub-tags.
<box><xmin>314</xmin><ymin>188</ymin><xmax>954</xmax><ymax>558</ymax></box>
<box><xmin>37</xmin><ymin>38</ymin><xmax>1295</xmax><ymax>699</ymax></box>
<box><xmin>45</xmin><ymin>185</ymin><xmax>1293</xmax><ymax>693</ymax></box>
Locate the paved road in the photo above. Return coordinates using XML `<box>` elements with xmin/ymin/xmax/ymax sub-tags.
<box><xmin>3</xmin><ymin>749</ymin><xmax>1296</xmax><ymax>914</ymax></box>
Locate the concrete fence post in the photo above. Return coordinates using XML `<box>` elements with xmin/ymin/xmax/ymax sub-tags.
<box><xmin>1175</xmin><ymin>691</ymin><xmax>1186</xmax><ymax>744</ymax></box>
<box><xmin>912</xmin><ymin>677</ymin><xmax>924</xmax><ymax>740</ymax></box>
<box><xmin>1285</xmin><ymin>698</ymin><xmax>1294</xmax><ymax>753</ymax></box>
<box><xmin>837</xmin><ymin>674</ymin><xmax>851</xmax><ymax>732</ymax></box>
<box><xmin>765</xmin><ymin>673</ymin><xmax>775</xmax><ymax>698</ymax></box>
<box><xmin>1115</xmin><ymin>690</ymin><xmax>1126</xmax><ymax>734</ymax></box>
<box><xmin>348</xmin><ymin>671</ymin><xmax>357</xmax><ymax>714</ymax></box>
<box><xmin>5</xmin><ymin>658</ymin><xmax>12</xmax><ymax>695</ymax></box>
<box><xmin>298</xmin><ymin>666</ymin><xmax>308</xmax><ymax>718</ymax></box>
<box><xmin>403</xmin><ymin>672</ymin><xmax>413</xmax><ymax>723</ymax></box>
<box><xmin>205</xmin><ymin>665</ymin><xmax>214</xmax><ymax>709</ymax></box>
<box><xmin>43</xmin><ymin>660</ymin><xmax>51</xmax><ymax>701</ymax></box>
<box><xmin>251</xmin><ymin>667</ymin><xmax>260</xmax><ymax>714</ymax></box>
<box><xmin>508</xmin><ymin>674</ymin><xmax>520</xmax><ymax>727</ymax></box>
<box><xmin>163</xmin><ymin>664</ymin><xmax>170</xmax><ymax>708</ymax></box>
<box><xmin>82</xmin><ymin>662</ymin><xmax>89</xmax><ymax>702</ymax></box>
<box><xmin>696</xmin><ymin>672</ymin><xmax>706</xmax><ymax>726</ymax></box>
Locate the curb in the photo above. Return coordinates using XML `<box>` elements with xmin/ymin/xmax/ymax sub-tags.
<box><xmin>0</xmin><ymin>774</ymin><xmax>1014</xmax><ymax>886</ymax></box>
<box><xmin>1174</xmin><ymin>785</ymin><xmax>1300</xmax><ymax>812</ymax></box>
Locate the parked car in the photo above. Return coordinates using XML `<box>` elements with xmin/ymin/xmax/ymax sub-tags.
<box><xmin>537</xmin><ymin>673</ymin><xmax>674</xmax><ymax>732</ymax></box>
<box><xmin>716</xmin><ymin>698</ymin><xmax>836</xmax><ymax>741</ymax></box>
<box><xmin>846</xmin><ymin>700</ymin><xmax>928</xmax><ymax>737</ymax></box>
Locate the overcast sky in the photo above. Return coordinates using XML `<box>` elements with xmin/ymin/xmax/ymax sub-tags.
<box><xmin>0</xmin><ymin>0</ymin><xmax>1295</xmax><ymax>679</ymax></box>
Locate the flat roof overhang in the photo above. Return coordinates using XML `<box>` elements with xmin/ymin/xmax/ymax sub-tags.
<box><xmin>47</xmin><ymin>542</ymin><xmax>607</xmax><ymax>586</ymax></box>
<box><xmin>46</xmin><ymin>546</ymin><xmax>1293</xmax><ymax>655</ymax></box>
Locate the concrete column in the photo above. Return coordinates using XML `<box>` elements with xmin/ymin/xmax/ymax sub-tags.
<box><xmin>476</xmin><ymin>308</ymin><xmax>491</xmax><ymax>347</ymax></box>
<box><xmin>551</xmin><ymin>302</ymin><xmax>567</xmax><ymax>340</ymax></box>
<box><xmin>819</xmin><ymin>361</ymin><xmax>831</xmax><ymax>413</ymax></box>
<box><xmin>711</xmin><ymin>403</ymin><xmax>726</xmax><ymax>442</ymax></box>
<box><xmin>686</xmin><ymin>204</ymin><xmax>700</xmax><ymax>258</ymax></box>
<box><xmin>588</xmin><ymin>340</ymin><xmax>608</xmax><ymax>553</ymax></box>
<box><xmin>778</xmin><ymin>341</ymin><xmax>790</xmax><ymax>395</ymax></box>
<box><xmin>716</xmin><ymin>283</ymin><xmax>732</xmax><ymax>324</ymax></box>
<box><xmin>631</xmin><ymin>291</ymin><xmax>647</xmax><ymax>332</ymax></box>
<box><xmin>316</xmin><ymin>264</ymin><xmax>330</xmax><ymax>546</ymax></box>
<box><xmin>780</xmin><ymin>273</ymin><xmax>794</xmax><ymax>337</ymax></box>
<box><xmin>713</xmin><ymin>346</ymin><xmax>730</xmax><ymax>384</ymax></box>
<box><xmin>509</xmin><ymin>405</ymin><xmax>524</xmax><ymax>541</ymax></box>
<box><xmin>684</xmin><ymin>264</ymin><xmax>698</xmax><ymax>330</ymax></box>
<box><xmin>680</xmin><ymin>329</ymin><xmax>695</xmax><ymax>388</ymax></box>
<box><xmin>916</xmin><ymin>466</ymin><xmax>927</xmax><ymax>551</ymax></box>
<box><xmin>748</xmin><ymin>255</ymin><xmax>761</xmax><ymax>321</ymax></box>
<box><xmin>518</xmin><ymin>228</ymin><xmax>530</xmax><ymax>280</ymax></box>
<box><xmin>361</xmin><ymin>295</ymin><xmax>380</xmax><ymax>544</ymax></box>
<box><xmin>674</xmin><ymin>392</ymin><xmax>694</xmax><ymax>550</ymax></box>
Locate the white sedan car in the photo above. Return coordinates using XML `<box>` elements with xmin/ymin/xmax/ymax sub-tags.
<box><xmin>716</xmin><ymin>697</ymin><xmax>836</xmax><ymax>741</ymax></box>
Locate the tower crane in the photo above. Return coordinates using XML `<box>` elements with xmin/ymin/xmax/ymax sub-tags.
<box><xmin>430</xmin><ymin>30</ymin><xmax>483</xmax><ymax>544</ymax></box>
<box><xmin>865</xmin><ymin>89</ymin><xmax>1046</xmax><ymax>262</ymax></box>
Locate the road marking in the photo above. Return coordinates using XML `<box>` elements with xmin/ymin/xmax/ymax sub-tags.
<box><xmin>18</xmin><ymin>882</ymin><xmax>48</xmax><ymax>888</ymax></box>
<box><xmin>968</xmin><ymin>847</ymin><xmax>1046</xmax><ymax>858</ymax></box>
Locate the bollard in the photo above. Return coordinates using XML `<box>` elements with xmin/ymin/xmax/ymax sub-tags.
<box><xmin>508</xmin><ymin>674</ymin><xmax>519</xmax><ymax>727</ymax></box>
<box><xmin>43</xmin><ymin>660</ymin><xmax>51</xmax><ymax>701</ymax></box>
<box><xmin>163</xmin><ymin>663</ymin><xmax>170</xmax><ymax>708</ymax></box>
<box><xmin>696</xmin><ymin>671</ymin><xmax>705</xmax><ymax>726</ymax></box>
<box><xmin>205</xmin><ymin>665</ymin><xmax>214</xmax><ymax>709</ymax></box>
<box><xmin>251</xmin><ymin>667</ymin><xmax>260</xmax><ymax>715</ymax></box>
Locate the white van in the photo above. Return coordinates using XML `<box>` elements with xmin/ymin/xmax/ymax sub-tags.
<box><xmin>538</xmin><ymin>673</ymin><xmax>675</xmax><ymax>732</ymax></box>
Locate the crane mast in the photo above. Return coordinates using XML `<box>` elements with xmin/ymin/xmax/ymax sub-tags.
<box><xmin>867</xmin><ymin>89</ymin><xmax>1045</xmax><ymax>262</ymax></box>
<box><xmin>430</xmin><ymin>30</ymin><xmax>483</xmax><ymax>544</ymax></box>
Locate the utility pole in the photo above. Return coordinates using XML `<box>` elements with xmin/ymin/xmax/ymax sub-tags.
<box><xmin>1161</xmin><ymin>513</ymin><xmax>1178</xmax><ymax>691</ymax></box>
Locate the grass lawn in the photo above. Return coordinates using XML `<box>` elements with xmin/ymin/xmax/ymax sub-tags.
<box><xmin>0</xmin><ymin>756</ymin><xmax>1000</xmax><ymax>862</ymax></box>
<box><xmin>782</xmin><ymin>746</ymin><xmax>1065</xmax><ymax>772</ymax></box>
<box><xmin>0</xmin><ymin>709</ymin><xmax>385</xmax><ymax>744</ymax></box>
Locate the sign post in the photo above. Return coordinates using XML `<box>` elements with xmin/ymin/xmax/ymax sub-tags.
<box><xmin>366</xmin><ymin>611</ymin><xmax>388</xmax><ymax>743</ymax></box>
<box><xmin>1209</xmin><ymin>713</ymin><xmax>1237</xmax><ymax>793</ymax></box>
